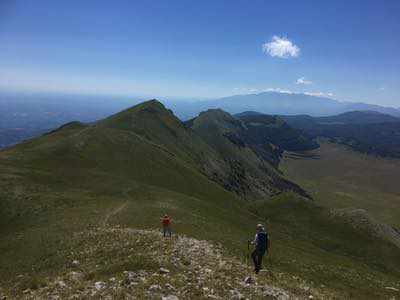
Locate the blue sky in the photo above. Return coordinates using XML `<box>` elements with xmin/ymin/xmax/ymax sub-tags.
<box><xmin>0</xmin><ymin>0</ymin><xmax>399</xmax><ymax>106</ymax></box>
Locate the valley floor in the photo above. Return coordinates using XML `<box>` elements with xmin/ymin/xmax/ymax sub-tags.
<box><xmin>281</xmin><ymin>140</ymin><xmax>400</xmax><ymax>228</ymax></box>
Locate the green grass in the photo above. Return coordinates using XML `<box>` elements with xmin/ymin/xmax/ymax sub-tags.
<box><xmin>280</xmin><ymin>140</ymin><xmax>400</xmax><ymax>227</ymax></box>
<box><xmin>188</xmin><ymin>108</ymin><xmax>297</xmax><ymax>199</ymax></box>
<box><xmin>1</xmin><ymin>103</ymin><xmax>399</xmax><ymax>299</ymax></box>
<box><xmin>247</xmin><ymin>193</ymin><xmax>400</xmax><ymax>295</ymax></box>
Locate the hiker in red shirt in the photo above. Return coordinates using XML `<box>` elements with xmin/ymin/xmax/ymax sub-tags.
<box><xmin>161</xmin><ymin>214</ymin><xmax>172</xmax><ymax>237</ymax></box>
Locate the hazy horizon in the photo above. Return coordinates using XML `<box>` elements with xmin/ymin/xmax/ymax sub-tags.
<box><xmin>2</xmin><ymin>89</ymin><xmax>400</xmax><ymax>111</ymax></box>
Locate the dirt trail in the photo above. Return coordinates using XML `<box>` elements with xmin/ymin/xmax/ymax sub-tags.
<box><xmin>102</xmin><ymin>189</ymin><xmax>132</xmax><ymax>227</ymax></box>
<box><xmin>102</xmin><ymin>201</ymin><xmax>129</xmax><ymax>227</ymax></box>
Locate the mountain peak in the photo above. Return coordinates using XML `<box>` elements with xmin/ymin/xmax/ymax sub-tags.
<box><xmin>97</xmin><ymin>99</ymin><xmax>173</xmax><ymax>129</ymax></box>
<box><xmin>126</xmin><ymin>99</ymin><xmax>166</xmax><ymax>113</ymax></box>
<box><xmin>235</xmin><ymin>111</ymin><xmax>265</xmax><ymax>118</ymax></box>
<box><xmin>199</xmin><ymin>108</ymin><xmax>233</xmax><ymax>118</ymax></box>
<box><xmin>193</xmin><ymin>108</ymin><xmax>245</xmax><ymax>132</ymax></box>
<box><xmin>140</xmin><ymin>98</ymin><xmax>164</xmax><ymax>107</ymax></box>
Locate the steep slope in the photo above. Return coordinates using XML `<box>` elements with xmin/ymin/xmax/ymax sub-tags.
<box><xmin>187</xmin><ymin>109</ymin><xmax>310</xmax><ymax>199</ymax></box>
<box><xmin>95</xmin><ymin>99</ymin><xmax>229</xmax><ymax>178</ymax></box>
<box><xmin>0</xmin><ymin>101</ymin><xmax>307</xmax><ymax>237</ymax></box>
<box><xmin>0</xmin><ymin>101</ymin><xmax>254</xmax><ymax>280</ymax></box>
<box><xmin>96</xmin><ymin>100</ymin><xmax>306</xmax><ymax>200</ymax></box>
<box><xmin>237</xmin><ymin>113</ymin><xmax>319</xmax><ymax>152</ymax></box>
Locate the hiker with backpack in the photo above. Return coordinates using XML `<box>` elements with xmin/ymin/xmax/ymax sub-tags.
<box><xmin>161</xmin><ymin>214</ymin><xmax>172</xmax><ymax>237</ymax></box>
<box><xmin>250</xmin><ymin>223</ymin><xmax>269</xmax><ymax>274</ymax></box>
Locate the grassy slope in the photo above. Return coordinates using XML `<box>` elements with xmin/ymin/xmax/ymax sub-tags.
<box><xmin>237</xmin><ymin>114</ymin><xmax>319</xmax><ymax>151</ymax></box>
<box><xmin>280</xmin><ymin>140</ymin><xmax>400</xmax><ymax>228</ymax></box>
<box><xmin>0</xmin><ymin>103</ymin><xmax>399</xmax><ymax>298</ymax></box>
<box><xmin>0</xmin><ymin>102</ymin><xmax>259</xmax><ymax>285</ymax></box>
<box><xmin>188</xmin><ymin>109</ymin><xmax>308</xmax><ymax>199</ymax></box>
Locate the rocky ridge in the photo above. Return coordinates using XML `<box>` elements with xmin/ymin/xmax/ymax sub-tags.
<box><xmin>7</xmin><ymin>227</ymin><xmax>334</xmax><ymax>299</ymax></box>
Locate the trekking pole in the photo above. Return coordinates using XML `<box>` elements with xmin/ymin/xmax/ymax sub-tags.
<box><xmin>247</xmin><ymin>240</ymin><xmax>250</xmax><ymax>266</ymax></box>
<box><xmin>246</xmin><ymin>239</ymin><xmax>253</xmax><ymax>278</ymax></box>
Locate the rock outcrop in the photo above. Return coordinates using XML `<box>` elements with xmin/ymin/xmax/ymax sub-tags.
<box><xmin>13</xmin><ymin>227</ymin><xmax>327</xmax><ymax>299</ymax></box>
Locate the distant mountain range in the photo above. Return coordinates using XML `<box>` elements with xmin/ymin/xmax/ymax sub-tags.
<box><xmin>168</xmin><ymin>92</ymin><xmax>400</xmax><ymax>120</ymax></box>
<box><xmin>276</xmin><ymin>111</ymin><xmax>400</xmax><ymax>158</ymax></box>
<box><xmin>235</xmin><ymin>110</ymin><xmax>400</xmax><ymax>158</ymax></box>
<box><xmin>1</xmin><ymin>91</ymin><xmax>400</xmax><ymax>150</ymax></box>
<box><xmin>279</xmin><ymin>110</ymin><xmax>400</xmax><ymax>129</ymax></box>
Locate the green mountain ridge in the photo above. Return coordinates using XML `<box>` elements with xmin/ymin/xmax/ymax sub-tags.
<box><xmin>1</xmin><ymin>100</ymin><xmax>400</xmax><ymax>299</ymax></box>
<box><xmin>236</xmin><ymin>113</ymin><xmax>319</xmax><ymax>152</ymax></box>
<box><xmin>315</xmin><ymin>110</ymin><xmax>400</xmax><ymax>124</ymax></box>
<box><xmin>281</xmin><ymin>112</ymin><xmax>400</xmax><ymax>158</ymax></box>
<box><xmin>281</xmin><ymin>110</ymin><xmax>400</xmax><ymax>128</ymax></box>
<box><xmin>187</xmin><ymin>109</ymin><xmax>310</xmax><ymax>199</ymax></box>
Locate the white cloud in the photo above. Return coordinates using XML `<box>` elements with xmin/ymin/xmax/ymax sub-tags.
<box><xmin>296</xmin><ymin>77</ymin><xmax>312</xmax><ymax>85</ymax></box>
<box><xmin>232</xmin><ymin>87</ymin><xmax>336</xmax><ymax>99</ymax></box>
<box><xmin>262</xmin><ymin>36</ymin><xmax>300</xmax><ymax>58</ymax></box>
<box><xmin>379</xmin><ymin>86</ymin><xmax>385</xmax><ymax>91</ymax></box>
<box><xmin>233</xmin><ymin>87</ymin><xmax>260</xmax><ymax>94</ymax></box>
<box><xmin>304</xmin><ymin>91</ymin><xmax>334</xmax><ymax>98</ymax></box>
<box><xmin>263</xmin><ymin>87</ymin><xmax>294</xmax><ymax>94</ymax></box>
<box><xmin>233</xmin><ymin>87</ymin><xmax>294</xmax><ymax>95</ymax></box>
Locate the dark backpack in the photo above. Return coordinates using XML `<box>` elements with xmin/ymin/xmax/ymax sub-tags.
<box><xmin>257</xmin><ymin>231</ymin><xmax>269</xmax><ymax>253</ymax></box>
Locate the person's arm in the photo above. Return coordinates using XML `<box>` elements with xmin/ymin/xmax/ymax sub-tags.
<box><xmin>251</xmin><ymin>233</ymin><xmax>258</xmax><ymax>245</ymax></box>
